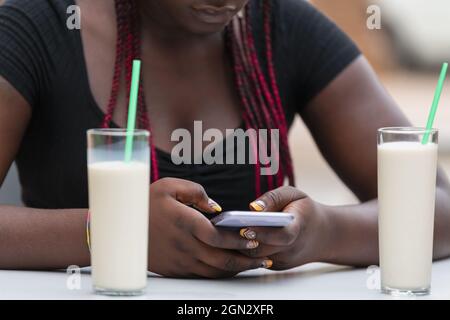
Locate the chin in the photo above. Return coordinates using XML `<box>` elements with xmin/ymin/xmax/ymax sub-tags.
<box><xmin>183</xmin><ymin>20</ymin><xmax>232</xmax><ymax>36</ymax></box>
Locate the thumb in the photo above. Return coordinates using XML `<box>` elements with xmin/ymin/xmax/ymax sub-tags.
<box><xmin>249</xmin><ymin>186</ymin><xmax>307</xmax><ymax>212</ymax></box>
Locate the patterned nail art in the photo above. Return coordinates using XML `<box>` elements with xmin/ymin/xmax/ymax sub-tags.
<box><xmin>260</xmin><ymin>259</ymin><xmax>273</xmax><ymax>269</ymax></box>
<box><xmin>246</xmin><ymin>240</ymin><xmax>259</xmax><ymax>249</ymax></box>
<box><xmin>208</xmin><ymin>199</ymin><xmax>222</xmax><ymax>213</ymax></box>
<box><xmin>250</xmin><ymin>200</ymin><xmax>266</xmax><ymax>212</ymax></box>
<box><xmin>239</xmin><ymin>228</ymin><xmax>257</xmax><ymax>240</ymax></box>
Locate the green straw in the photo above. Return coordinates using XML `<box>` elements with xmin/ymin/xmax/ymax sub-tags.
<box><xmin>422</xmin><ymin>62</ymin><xmax>448</xmax><ymax>144</ymax></box>
<box><xmin>124</xmin><ymin>60</ymin><xmax>142</xmax><ymax>162</ymax></box>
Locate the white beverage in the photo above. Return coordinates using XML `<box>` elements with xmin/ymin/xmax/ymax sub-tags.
<box><xmin>88</xmin><ymin>161</ymin><xmax>149</xmax><ymax>293</ymax></box>
<box><xmin>378</xmin><ymin>141</ymin><xmax>437</xmax><ymax>292</ymax></box>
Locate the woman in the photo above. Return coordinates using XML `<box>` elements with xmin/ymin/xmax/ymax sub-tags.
<box><xmin>0</xmin><ymin>0</ymin><xmax>449</xmax><ymax>278</ymax></box>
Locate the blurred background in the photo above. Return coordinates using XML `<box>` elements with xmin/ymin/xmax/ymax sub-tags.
<box><xmin>291</xmin><ymin>0</ymin><xmax>450</xmax><ymax>205</ymax></box>
<box><xmin>1</xmin><ymin>0</ymin><xmax>450</xmax><ymax>206</ymax></box>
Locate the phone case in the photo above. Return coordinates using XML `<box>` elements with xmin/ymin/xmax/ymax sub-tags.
<box><xmin>210</xmin><ymin>211</ymin><xmax>294</xmax><ymax>227</ymax></box>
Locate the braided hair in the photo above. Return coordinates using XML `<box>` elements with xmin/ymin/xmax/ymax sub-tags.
<box><xmin>102</xmin><ymin>0</ymin><xmax>295</xmax><ymax>196</ymax></box>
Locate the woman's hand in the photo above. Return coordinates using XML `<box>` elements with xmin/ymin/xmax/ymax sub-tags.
<box><xmin>239</xmin><ymin>187</ymin><xmax>332</xmax><ymax>270</ymax></box>
<box><xmin>148</xmin><ymin>178</ymin><xmax>272</xmax><ymax>278</ymax></box>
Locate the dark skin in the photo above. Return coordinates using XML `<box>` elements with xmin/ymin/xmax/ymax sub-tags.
<box><xmin>83</xmin><ymin>0</ymin><xmax>244</xmax><ymax>151</ymax></box>
<box><xmin>0</xmin><ymin>0</ymin><xmax>449</xmax><ymax>277</ymax></box>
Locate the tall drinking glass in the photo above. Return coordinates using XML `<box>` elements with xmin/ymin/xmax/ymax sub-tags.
<box><xmin>377</xmin><ymin>127</ymin><xmax>438</xmax><ymax>296</ymax></box>
<box><xmin>87</xmin><ymin>129</ymin><xmax>150</xmax><ymax>296</ymax></box>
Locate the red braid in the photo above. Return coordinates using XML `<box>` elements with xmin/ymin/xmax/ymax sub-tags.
<box><xmin>127</xmin><ymin>1</ymin><xmax>159</xmax><ymax>181</ymax></box>
<box><xmin>243</xmin><ymin>2</ymin><xmax>294</xmax><ymax>187</ymax></box>
<box><xmin>227</xmin><ymin>22</ymin><xmax>262</xmax><ymax>196</ymax></box>
<box><xmin>263</xmin><ymin>0</ymin><xmax>294</xmax><ymax>186</ymax></box>
<box><xmin>242</xmin><ymin>8</ymin><xmax>277</xmax><ymax>190</ymax></box>
<box><xmin>228</xmin><ymin>1</ymin><xmax>295</xmax><ymax>192</ymax></box>
<box><xmin>102</xmin><ymin>0</ymin><xmax>159</xmax><ymax>182</ymax></box>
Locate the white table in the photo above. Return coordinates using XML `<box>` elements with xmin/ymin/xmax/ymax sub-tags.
<box><xmin>1</xmin><ymin>260</ymin><xmax>449</xmax><ymax>300</ymax></box>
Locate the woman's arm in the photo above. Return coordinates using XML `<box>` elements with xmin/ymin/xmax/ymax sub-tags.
<box><xmin>239</xmin><ymin>56</ymin><xmax>450</xmax><ymax>268</ymax></box>
<box><xmin>323</xmin><ymin>185</ymin><xmax>450</xmax><ymax>266</ymax></box>
<box><xmin>0</xmin><ymin>206</ymin><xmax>90</xmax><ymax>269</ymax></box>
<box><xmin>301</xmin><ymin>56</ymin><xmax>450</xmax><ymax>263</ymax></box>
<box><xmin>0</xmin><ymin>77</ymin><xmax>268</xmax><ymax>275</ymax></box>
<box><xmin>0</xmin><ymin>77</ymin><xmax>90</xmax><ymax>270</ymax></box>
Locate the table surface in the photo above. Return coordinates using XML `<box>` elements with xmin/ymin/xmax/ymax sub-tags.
<box><xmin>1</xmin><ymin>260</ymin><xmax>449</xmax><ymax>300</ymax></box>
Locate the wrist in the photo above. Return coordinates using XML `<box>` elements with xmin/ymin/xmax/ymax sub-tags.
<box><xmin>315</xmin><ymin>202</ymin><xmax>339</xmax><ymax>263</ymax></box>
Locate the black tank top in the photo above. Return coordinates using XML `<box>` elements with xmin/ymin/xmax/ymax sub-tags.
<box><xmin>0</xmin><ymin>0</ymin><xmax>359</xmax><ymax>210</ymax></box>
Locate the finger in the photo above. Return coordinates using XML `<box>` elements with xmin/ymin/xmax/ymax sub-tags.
<box><xmin>239</xmin><ymin>228</ymin><xmax>257</xmax><ymax>240</ymax></box>
<box><xmin>249</xmin><ymin>186</ymin><xmax>307</xmax><ymax>212</ymax></box>
<box><xmin>240</xmin><ymin>225</ymin><xmax>300</xmax><ymax>247</ymax></box>
<box><xmin>195</xmin><ymin>241</ymin><xmax>272</xmax><ymax>272</ymax></box>
<box><xmin>190</xmin><ymin>214</ymin><xmax>261</xmax><ymax>250</ymax></box>
<box><xmin>163</xmin><ymin>178</ymin><xmax>222</xmax><ymax>213</ymax></box>
<box><xmin>239</xmin><ymin>244</ymin><xmax>283</xmax><ymax>258</ymax></box>
<box><xmin>190</xmin><ymin>261</ymin><xmax>238</xmax><ymax>279</ymax></box>
<box><xmin>268</xmin><ymin>251</ymin><xmax>300</xmax><ymax>271</ymax></box>
<box><xmin>238</xmin><ymin>201</ymin><xmax>303</xmax><ymax>246</ymax></box>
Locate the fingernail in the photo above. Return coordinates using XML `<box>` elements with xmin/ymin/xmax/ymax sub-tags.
<box><xmin>246</xmin><ymin>240</ymin><xmax>259</xmax><ymax>249</ymax></box>
<box><xmin>239</xmin><ymin>228</ymin><xmax>256</xmax><ymax>240</ymax></box>
<box><xmin>250</xmin><ymin>200</ymin><xmax>266</xmax><ymax>212</ymax></box>
<box><xmin>208</xmin><ymin>199</ymin><xmax>222</xmax><ymax>213</ymax></box>
<box><xmin>260</xmin><ymin>259</ymin><xmax>273</xmax><ymax>269</ymax></box>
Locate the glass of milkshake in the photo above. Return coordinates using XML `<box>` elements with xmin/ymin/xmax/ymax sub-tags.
<box><xmin>87</xmin><ymin>129</ymin><xmax>150</xmax><ymax>296</ymax></box>
<box><xmin>377</xmin><ymin>127</ymin><xmax>438</xmax><ymax>296</ymax></box>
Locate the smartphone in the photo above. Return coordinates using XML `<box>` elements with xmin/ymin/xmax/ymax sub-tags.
<box><xmin>210</xmin><ymin>211</ymin><xmax>294</xmax><ymax>228</ymax></box>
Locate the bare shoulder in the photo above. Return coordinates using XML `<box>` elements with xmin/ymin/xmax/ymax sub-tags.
<box><xmin>302</xmin><ymin>56</ymin><xmax>405</xmax><ymax>127</ymax></box>
<box><xmin>0</xmin><ymin>76</ymin><xmax>30</xmax><ymax>110</ymax></box>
